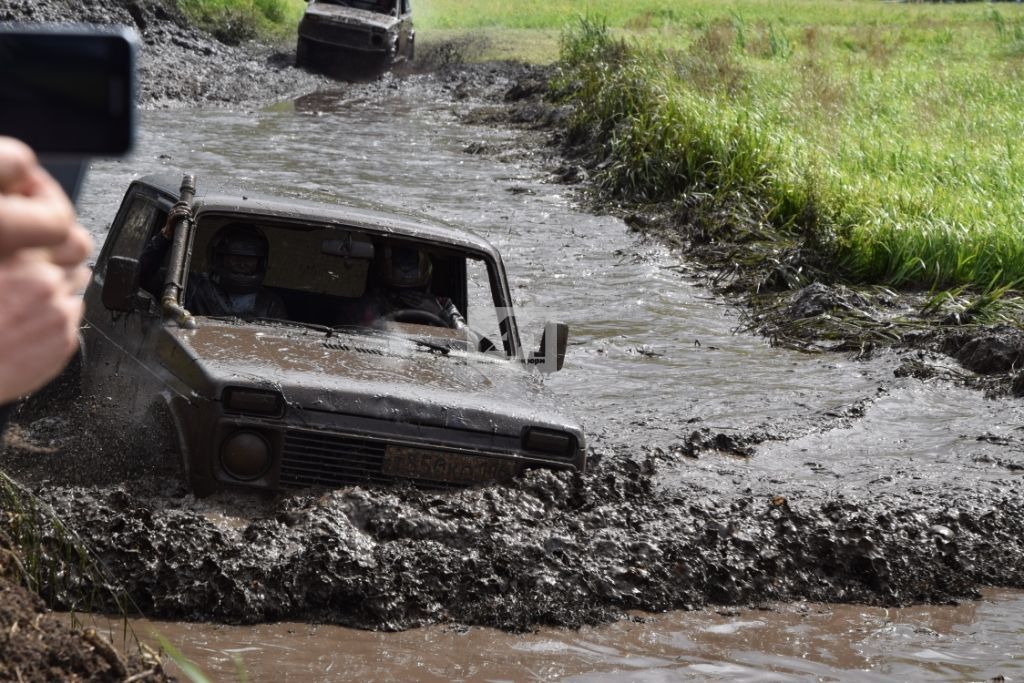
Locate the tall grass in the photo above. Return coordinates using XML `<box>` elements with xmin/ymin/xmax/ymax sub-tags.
<box><xmin>521</xmin><ymin>2</ymin><xmax>1024</xmax><ymax>292</ymax></box>
<box><xmin>176</xmin><ymin>0</ymin><xmax>306</xmax><ymax>44</ymax></box>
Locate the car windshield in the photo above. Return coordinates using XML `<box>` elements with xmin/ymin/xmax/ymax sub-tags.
<box><xmin>177</xmin><ymin>217</ymin><xmax>514</xmax><ymax>357</ymax></box>
<box><xmin>319</xmin><ymin>0</ymin><xmax>395</xmax><ymax>13</ymax></box>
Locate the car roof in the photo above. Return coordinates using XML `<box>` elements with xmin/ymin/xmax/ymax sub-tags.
<box><xmin>136</xmin><ymin>172</ymin><xmax>502</xmax><ymax>259</ymax></box>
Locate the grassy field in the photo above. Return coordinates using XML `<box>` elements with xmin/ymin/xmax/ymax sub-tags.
<box><xmin>182</xmin><ymin>0</ymin><xmax>1024</xmax><ymax>294</ymax></box>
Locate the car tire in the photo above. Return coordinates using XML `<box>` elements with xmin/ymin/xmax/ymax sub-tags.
<box><xmin>296</xmin><ymin>37</ymin><xmax>310</xmax><ymax>67</ymax></box>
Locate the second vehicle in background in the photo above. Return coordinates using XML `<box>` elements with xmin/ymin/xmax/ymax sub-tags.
<box><xmin>296</xmin><ymin>0</ymin><xmax>414</xmax><ymax>80</ymax></box>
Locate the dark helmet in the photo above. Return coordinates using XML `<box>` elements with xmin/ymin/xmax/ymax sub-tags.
<box><xmin>209</xmin><ymin>224</ymin><xmax>269</xmax><ymax>295</ymax></box>
<box><xmin>380</xmin><ymin>244</ymin><xmax>432</xmax><ymax>289</ymax></box>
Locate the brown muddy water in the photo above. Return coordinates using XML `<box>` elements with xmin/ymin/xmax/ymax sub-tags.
<box><xmin>68</xmin><ymin>589</ymin><xmax>1021</xmax><ymax>681</ymax></box>
<box><xmin>46</xmin><ymin>73</ymin><xmax>1024</xmax><ymax>677</ymax></box>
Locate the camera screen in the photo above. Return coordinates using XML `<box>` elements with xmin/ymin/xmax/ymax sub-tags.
<box><xmin>0</xmin><ymin>27</ymin><xmax>136</xmax><ymax>156</ymax></box>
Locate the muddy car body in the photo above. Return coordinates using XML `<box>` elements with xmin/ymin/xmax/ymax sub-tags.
<box><xmin>296</xmin><ymin>0</ymin><xmax>413</xmax><ymax>80</ymax></box>
<box><xmin>80</xmin><ymin>173</ymin><xmax>583</xmax><ymax>495</ymax></box>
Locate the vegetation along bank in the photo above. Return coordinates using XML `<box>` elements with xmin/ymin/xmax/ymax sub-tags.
<box><xmin>447</xmin><ymin>0</ymin><xmax>1024</xmax><ymax>390</ymax></box>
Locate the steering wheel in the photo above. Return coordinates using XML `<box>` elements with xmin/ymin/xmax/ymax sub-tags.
<box><xmin>381</xmin><ymin>308</ymin><xmax>450</xmax><ymax>328</ymax></box>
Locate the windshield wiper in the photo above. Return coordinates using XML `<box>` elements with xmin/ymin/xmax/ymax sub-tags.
<box><xmin>206</xmin><ymin>316</ymin><xmax>332</xmax><ymax>334</ymax></box>
<box><xmin>413</xmin><ymin>338</ymin><xmax>450</xmax><ymax>355</ymax></box>
<box><xmin>252</xmin><ymin>317</ymin><xmax>332</xmax><ymax>334</ymax></box>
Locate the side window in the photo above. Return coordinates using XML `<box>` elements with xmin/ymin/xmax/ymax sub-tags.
<box><xmin>109</xmin><ymin>197</ymin><xmax>157</xmax><ymax>263</ymax></box>
<box><xmin>466</xmin><ymin>258</ymin><xmax>504</xmax><ymax>354</ymax></box>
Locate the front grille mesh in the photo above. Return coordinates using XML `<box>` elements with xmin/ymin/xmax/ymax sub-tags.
<box><xmin>280</xmin><ymin>430</ymin><xmax>389</xmax><ymax>488</ymax></box>
<box><xmin>302</xmin><ymin>22</ymin><xmax>370</xmax><ymax>47</ymax></box>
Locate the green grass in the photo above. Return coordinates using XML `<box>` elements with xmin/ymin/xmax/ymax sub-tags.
<box><xmin>176</xmin><ymin>0</ymin><xmax>306</xmax><ymax>44</ymax></box>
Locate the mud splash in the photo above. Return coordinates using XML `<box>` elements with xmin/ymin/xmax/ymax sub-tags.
<box><xmin>5</xmin><ymin>450</ymin><xmax>1023</xmax><ymax>632</ymax></box>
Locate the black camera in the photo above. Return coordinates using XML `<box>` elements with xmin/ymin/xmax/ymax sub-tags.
<box><xmin>0</xmin><ymin>24</ymin><xmax>138</xmax><ymax>200</ymax></box>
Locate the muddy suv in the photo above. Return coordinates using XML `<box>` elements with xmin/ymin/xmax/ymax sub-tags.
<box><xmin>79</xmin><ymin>173</ymin><xmax>584</xmax><ymax>496</ymax></box>
<box><xmin>296</xmin><ymin>0</ymin><xmax>414</xmax><ymax>79</ymax></box>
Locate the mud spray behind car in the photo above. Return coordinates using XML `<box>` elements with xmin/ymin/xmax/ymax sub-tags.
<box><xmin>78</xmin><ymin>173</ymin><xmax>583</xmax><ymax>496</ymax></box>
<box><xmin>296</xmin><ymin>0</ymin><xmax>414</xmax><ymax>80</ymax></box>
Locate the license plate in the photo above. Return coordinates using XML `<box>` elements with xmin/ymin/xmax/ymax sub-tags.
<box><xmin>383</xmin><ymin>445</ymin><xmax>518</xmax><ymax>485</ymax></box>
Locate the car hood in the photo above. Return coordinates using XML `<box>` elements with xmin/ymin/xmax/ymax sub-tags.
<box><xmin>304</xmin><ymin>3</ymin><xmax>400</xmax><ymax>30</ymax></box>
<box><xmin>158</xmin><ymin>321</ymin><xmax>579</xmax><ymax>436</ymax></box>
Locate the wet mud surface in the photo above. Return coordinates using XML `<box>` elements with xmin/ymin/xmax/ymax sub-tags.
<box><xmin>2</xmin><ymin>0</ymin><xmax>1024</xmax><ymax>650</ymax></box>
<box><xmin>0</xmin><ymin>0</ymin><xmax>328</xmax><ymax>107</ymax></box>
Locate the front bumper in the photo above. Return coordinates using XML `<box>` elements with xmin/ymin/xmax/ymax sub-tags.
<box><xmin>187</xmin><ymin>404</ymin><xmax>585</xmax><ymax>493</ymax></box>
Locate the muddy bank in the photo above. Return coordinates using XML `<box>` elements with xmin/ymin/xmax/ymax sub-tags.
<box><xmin>0</xmin><ymin>0</ymin><xmax>328</xmax><ymax>106</ymax></box>
<box><xmin>0</xmin><ymin>517</ymin><xmax>168</xmax><ymax>681</ymax></box>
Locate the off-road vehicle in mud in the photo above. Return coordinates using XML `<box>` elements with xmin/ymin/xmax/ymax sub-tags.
<box><xmin>296</xmin><ymin>0</ymin><xmax>414</xmax><ymax>80</ymax></box>
<box><xmin>80</xmin><ymin>173</ymin><xmax>583</xmax><ymax>496</ymax></box>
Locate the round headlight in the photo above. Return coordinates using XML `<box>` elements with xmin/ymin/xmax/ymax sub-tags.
<box><xmin>220</xmin><ymin>430</ymin><xmax>272</xmax><ymax>481</ymax></box>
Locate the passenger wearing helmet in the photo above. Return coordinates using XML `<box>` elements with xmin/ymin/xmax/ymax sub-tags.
<box><xmin>140</xmin><ymin>220</ymin><xmax>288</xmax><ymax>319</ymax></box>
<box><xmin>360</xmin><ymin>244</ymin><xmax>466</xmax><ymax>329</ymax></box>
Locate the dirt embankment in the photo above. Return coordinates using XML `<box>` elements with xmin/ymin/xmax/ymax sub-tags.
<box><xmin>0</xmin><ymin>520</ymin><xmax>168</xmax><ymax>681</ymax></box>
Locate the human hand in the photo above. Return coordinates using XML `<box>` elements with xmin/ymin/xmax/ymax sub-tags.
<box><xmin>0</xmin><ymin>136</ymin><xmax>94</xmax><ymax>403</ymax></box>
<box><xmin>160</xmin><ymin>200</ymin><xmax>192</xmax><ymax>239</ymax></box>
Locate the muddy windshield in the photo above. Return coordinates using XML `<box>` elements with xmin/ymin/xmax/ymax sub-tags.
<box><xmin>169</xmin><ymin>217</ymin><xmax>512</xmax><ymax>355</ymax></box>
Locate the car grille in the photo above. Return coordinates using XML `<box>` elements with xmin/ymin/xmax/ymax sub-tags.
<box><xmin>280</xmin><ymin>429</ymin><xmax>390</xmax><ymax>488</ymax></box>
<box><xmin>301</xmin><ymin>22</ymin><xmax>372</xmax><ymax>48</ymax></box>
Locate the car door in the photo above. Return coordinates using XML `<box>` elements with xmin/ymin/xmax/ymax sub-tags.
<box><xmin>81</xmin><ymin>184</ymin><xmax>172</xmax><ymax>421</ymax></box>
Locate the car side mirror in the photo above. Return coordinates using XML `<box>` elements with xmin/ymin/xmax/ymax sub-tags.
<box><xmin>529</xmin><ymin>321</ymin><xmax>568</xmax><ymax>372</ymax></box>
<box><xmin>102</xmin><ymin>255</ymin><xmax>142</xmax><ymax>311</ymax></box>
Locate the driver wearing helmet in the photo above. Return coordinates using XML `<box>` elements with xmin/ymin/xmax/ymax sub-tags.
<box><xmin>140</xmin><ymin>220</ymin><xmax>288</xmax><ymax>319</ymax></box>
<box><xmin>360</xmin><ymin>244</ymin><xmax>465</xmax><ymax>328</ymax></box>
